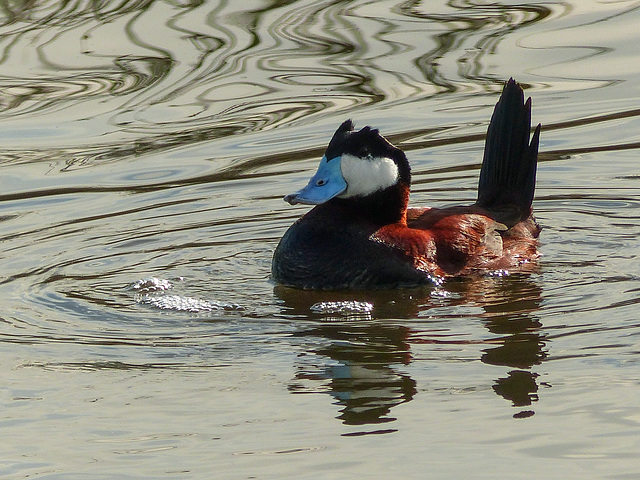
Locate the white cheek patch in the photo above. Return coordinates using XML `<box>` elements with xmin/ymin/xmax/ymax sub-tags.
<box><xmin>338</xmin><ymin>153</ymin><xmax>399</xmax><ymax>198</ymax></box>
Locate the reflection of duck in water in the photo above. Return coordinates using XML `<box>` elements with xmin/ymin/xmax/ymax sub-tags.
<box><xmin>273</xmin><ymin>79</ymin><xmax>541</xmax><ymax>289</ymax></box>
<box><xmin>289</xmin><ymin>322</ymin><xmax>416</xmax><ymax>428</ymax></box>
<box><xmin>278</xmin><ymin>274</ymin><xmax>548</xmax><ymax>424</ymax></box>
<box><xmin>476</xmin><ymin>275</ymin><xmax>548</xmax><ymax>418</ymax></box>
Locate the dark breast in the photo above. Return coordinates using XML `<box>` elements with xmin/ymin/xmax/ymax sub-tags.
<box><xmin>272</xmin><ymin>205</ymin><xmax>433</xmax><ymax>290</ymax></box>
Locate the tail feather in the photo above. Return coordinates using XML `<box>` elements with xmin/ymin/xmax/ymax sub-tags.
<box><xmin>476</xmin><ymin>78</ymin><xmax>541</xmax><ymax>218</ymax></box>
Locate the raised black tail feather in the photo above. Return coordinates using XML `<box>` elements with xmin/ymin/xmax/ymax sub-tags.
<box><xmin>476</xmin><ymin>78</ymin><xmax>541</xmax><ymax>216</ymax></box>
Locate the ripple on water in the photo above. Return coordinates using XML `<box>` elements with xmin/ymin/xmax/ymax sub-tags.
<box><xmin>1</xmin><ymin>0</ymin><xmax>640</xmax><ymax>477</ymax></box>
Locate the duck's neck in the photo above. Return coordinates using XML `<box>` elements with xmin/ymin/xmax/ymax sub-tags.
<box><xmin>334</xmin><ymin>182</ymin><xmax>410</xmax><ymax>226</ymax></box>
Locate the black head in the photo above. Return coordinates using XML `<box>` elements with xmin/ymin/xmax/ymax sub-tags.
<box><xmin>324</xmin><ymin>120</ymin><xmax>411</xmax><ymax>187</ymax></box>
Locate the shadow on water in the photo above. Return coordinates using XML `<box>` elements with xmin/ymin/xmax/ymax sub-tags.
<box><xmin>276</xmin><ymin>274</ymin><xmax>547</xmax><ymax>429</ymax></box>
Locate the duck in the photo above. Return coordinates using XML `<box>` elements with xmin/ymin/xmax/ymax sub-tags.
<box><xmin>272</xmin><ymin>78</ymin><xmax>542</xmax><ymax>290</ymax></box>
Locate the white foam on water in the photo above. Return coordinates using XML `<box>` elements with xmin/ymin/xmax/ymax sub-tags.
<box><xmin>128</xmin><ymin>277</ymin><xmax>175</xmax><ymax>293</ymax></box>
<box><xmin>130</xmin><ymin>277</ymin><xmax>242</xmax><ymax>313</ymax></box>
<box><xmin>310</xmin><ymin>301</ymin><xmax>374</xmax><ymax>315</ymax></box>
<box><xmin>138</xmin><ymin>294</ymin><xmax>242</xmax><ymax>313</ymax></box>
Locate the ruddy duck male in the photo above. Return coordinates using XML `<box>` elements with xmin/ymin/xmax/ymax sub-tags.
<box><xmin>272</xmin><ymin>79</ymin><xmax>541</xmax><ymax>290</ymax></box>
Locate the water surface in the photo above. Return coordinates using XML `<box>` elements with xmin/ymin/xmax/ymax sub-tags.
<box><xmin>1</xmin><ymin>1</ymin><xmax>640</xmax><ymax>478</ymax></box>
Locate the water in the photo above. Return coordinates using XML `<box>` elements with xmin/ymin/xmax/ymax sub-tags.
<box><xmin>1</xmin><ymin>0</ymin><xmax>640</xmax><ymax>478</ymax></box>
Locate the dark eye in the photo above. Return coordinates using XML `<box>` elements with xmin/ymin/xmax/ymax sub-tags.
<box><xmin>316</xmin><ymin>179</ymin><xmax>326</xmax><ymax>186</ymax></box>
<box><xmin>358</xmin><ymin>147</ymin><xmax>370</xmax><ymax>158</ymax></box>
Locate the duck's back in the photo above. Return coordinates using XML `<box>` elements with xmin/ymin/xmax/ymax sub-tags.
<box><xmin>406</xmin><ymin>205</ymin><xmax>540</xmax><ymax>275</ymax></box>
